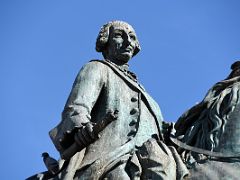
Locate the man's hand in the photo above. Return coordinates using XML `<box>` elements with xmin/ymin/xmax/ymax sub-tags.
<box><xmin>74</xmin><ymin>122</ymin><xmax>97</xmax><ymax>148</ymax></box>
<box><xmin>61</xmin><ymin>110</ymin><xmax>118</xmax><ymax>160</ymax></box>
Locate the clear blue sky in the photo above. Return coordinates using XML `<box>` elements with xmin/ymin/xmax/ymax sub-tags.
<box><xmin>1</xmin><ymin>1</ymin><xmax>240</xmax><ymax>179</ymax></box>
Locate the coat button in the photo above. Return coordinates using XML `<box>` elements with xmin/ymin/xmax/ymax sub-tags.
<box><xmin>130</xmin><ymin>108</ymin><xmax>139</xmax><ymax>115</ymax></box>
<box><xmin>128</xmin><ymin>129</ymin><xmax>137</xmax><ymax>136</ymax></box>
<box><xmin>128</xmin><ymin>136</ymin><xmax>134</xmax><ymax>141</ymax></box>
<box><xmin>129</xmin><ymin>119</ymin><xmax>137</xmax><ymax>126</ymax></box>
<box><xmin>131</xmin><ymin>97</ymin><xmax>138</xmax><ymax>102</ymax></box>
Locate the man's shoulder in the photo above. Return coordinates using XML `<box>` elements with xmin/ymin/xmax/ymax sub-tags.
<box><xmin>78</xmin><ymin>59</ymin><xmax>109</xmax><ymax>73</ymax></box>
<box><xmin>88</xmin><ymin>59</ymin><xmax>113</xmax><ymax>68</ymax></box>
<box><xmin>84</xmin><ymin>59</ymin><xmax>106</xmax><ymax>68</ymax></box>
<box><xmin>84</xmin><ymin>59</ymin><xmax>122</xmax><ymax>74</ymax></box>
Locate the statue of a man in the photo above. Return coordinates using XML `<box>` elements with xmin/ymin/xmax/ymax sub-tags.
<box><xmin>29</xmin><ymin>21</ymin><xmax>188</xmax><ymax>180</ymax></box>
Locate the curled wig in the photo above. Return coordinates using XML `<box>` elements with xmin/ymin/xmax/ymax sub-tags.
<box><xmin>95</xmin><ymin>21</ymin><xmax>141</xmax><ymax>58</ymax></box>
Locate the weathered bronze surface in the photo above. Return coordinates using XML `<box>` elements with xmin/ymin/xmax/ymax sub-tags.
<box><xmin>175</xmin><ymin>61</ymin><xmax>240</xmax><ymax>179</ymax></box>
<box><xmin>27</xmin><ymin>21</ymin><xmax>240</xmax><ymax>180</ymax></box>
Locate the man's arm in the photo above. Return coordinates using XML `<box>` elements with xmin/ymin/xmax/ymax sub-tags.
<box><xmin>49</xmin><ymin>61</ymin><xmax>107</xmax><ymax>152</ymax></box>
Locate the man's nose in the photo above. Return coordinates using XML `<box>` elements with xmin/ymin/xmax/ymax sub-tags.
<box><xmin>125</xmin><ymin>35</ymin><xmax>132</xmax><ymax>46</ymax></box>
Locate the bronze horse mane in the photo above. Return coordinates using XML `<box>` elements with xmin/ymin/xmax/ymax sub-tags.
<box><xmin>175</xmin><ymin>62</ymin><xmax>240</xmax><ymax>152</ymax></box>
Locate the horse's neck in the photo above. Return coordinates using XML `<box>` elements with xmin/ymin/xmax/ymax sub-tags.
<box><xmin>215</xmin><ymin>102</ymin><xmax>240</xmax><ymax>154</ymax></box>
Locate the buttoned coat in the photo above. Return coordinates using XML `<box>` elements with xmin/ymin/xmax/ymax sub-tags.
<box><xmin>49</xmin><ymin>60</ymin><xmax>164</xmax><ymax>178</ymax></box>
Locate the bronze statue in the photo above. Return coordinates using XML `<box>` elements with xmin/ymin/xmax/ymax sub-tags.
<box><xmin>28</xmin><ymin>20</ymin><xmax>240</xmax><ymax>180</ymax></box>
<box><xmin>28</xmin><ymin>21</ymin><xmax>188</xmax><ymax>179</ymax></box>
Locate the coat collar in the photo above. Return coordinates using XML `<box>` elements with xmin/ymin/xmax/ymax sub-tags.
<box><xmin>105</xmin><ymin>59</ymin><xmax>138</xmax><ymax>82</ymax></box>
<box><xmin>91</xmin><ymin>59</ymin><xmax>142</xmax><ymax>90</ymax></box>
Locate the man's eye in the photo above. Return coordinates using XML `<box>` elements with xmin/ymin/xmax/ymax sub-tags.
<box><xmin>114</xmin><ymin>33</ymin><xmax>122</xmax><ymax>37</ymax></box>
<box><xmin>130</xmin><ymin>35</ymin><xmax>136</xmax><ymax>40</ymax></box>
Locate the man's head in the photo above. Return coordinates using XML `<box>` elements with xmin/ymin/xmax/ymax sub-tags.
<box><xmin>96</xmin><ymin>21</ymin><xmax>141</xmax><ymax>64</ymax></box>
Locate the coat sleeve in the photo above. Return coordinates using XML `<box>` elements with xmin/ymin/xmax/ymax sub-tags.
<box><xmin>49</xmin><ymin>61</ymin><xmax>107</xmax><ymax>152</ymax></box>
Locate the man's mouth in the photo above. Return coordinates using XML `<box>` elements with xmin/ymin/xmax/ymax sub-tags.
<box><xmin>124</xmin><ymin>47</ymin><xmax>133</xmax><ymax>52</ymax></box>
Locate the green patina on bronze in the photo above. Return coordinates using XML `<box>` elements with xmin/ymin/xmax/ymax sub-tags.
<box><xmin>27</xmin><ymin>21</ymin><xmax>240</xmax><ymax>180</ymax></box>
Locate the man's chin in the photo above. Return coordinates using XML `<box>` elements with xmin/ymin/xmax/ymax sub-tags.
<box><xmin>119</xmin><ymin>53</ymin><xmax>132</xmax><ymax>63</ymax></box>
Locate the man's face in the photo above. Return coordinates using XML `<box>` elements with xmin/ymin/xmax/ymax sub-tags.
<box><xmin>105</xmin><ymin>24</ymin><xmax>137</xmax><ymax>64</ymax></box>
